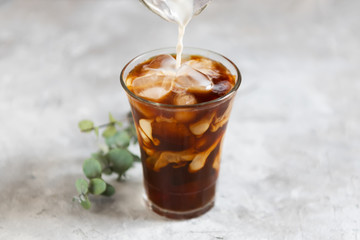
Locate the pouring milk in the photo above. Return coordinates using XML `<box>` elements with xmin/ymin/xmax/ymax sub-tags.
<box><xmin>140</xmin><ymin>0</ymin><xmax>211</xmax><ymax>68</ymax></box>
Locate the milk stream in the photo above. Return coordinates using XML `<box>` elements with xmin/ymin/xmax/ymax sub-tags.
<box><xmin>176</xmin><ymin>24</ymin><xmax>186</xmax><ymax>68</ymax></box>
<box><xmin>142</xmin><ymin>0</ymin><xmax>195</xmax><ymax>68</ymax></box>
<box><xmin>169</xmin><ymin>0</ymin><xmax>193</xmax><ymax>68</ymax></box>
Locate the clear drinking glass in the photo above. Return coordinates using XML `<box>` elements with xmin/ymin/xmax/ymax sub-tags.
<box><xmin>120</xmin><ymin>48</ymin><xmax>241</xmax><ymax>219</ymax></box>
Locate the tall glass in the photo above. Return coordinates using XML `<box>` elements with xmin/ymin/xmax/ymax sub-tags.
<box><xmin>120</xmin><ymin>48</ymin><xmax>241</xmax><ymax>219</ymax></box>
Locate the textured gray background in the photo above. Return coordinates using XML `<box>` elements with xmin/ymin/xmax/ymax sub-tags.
<box><xmin>0</xmin><ymin>0</ymin><xmax>359</xmax><ymax>239</ymax></box>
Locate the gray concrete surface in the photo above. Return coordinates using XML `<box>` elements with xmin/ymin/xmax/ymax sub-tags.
<box><xmin>1</xmin><ymin>0</ymin><xmax>359</xmax><ymax>239</ymax></box>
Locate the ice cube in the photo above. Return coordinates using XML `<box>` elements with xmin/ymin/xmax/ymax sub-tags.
<box><xmin>173</xmin><ymin>93</ymin><xmax>197</xmax><ymax>105</ymax></box>
<box><xmin>131</xmin><ymin>73</ymin><xmax>173</xmax><ymax>101</ymax></box>
<box><xmin>144</xmin><ymin>54</ymin><xmax>177</xmax><ymax>74</ymax></box>
<box><xmin>185</xmin><ymin>59</ymin><xmax>220</xmax><ymax>79</ymax></box>
<box><xmin>139</xmin><ymin>86</ymin><xmax>170</xmax><ymax>101</ymax></box>
<box><xmin>172</xmin><ymin>93</ymin><xmax>198</xmax><ymax>122</ymax></box>
<box><xmin>174</xmin><ymin>110</ymin><xmax>196</xmax><ymax>122</ymax></box>
<box><xmin>212</xmin><ymin>81</ymin><xmax>233</xmax><ymax>95</ymax></box>
<box><xmin>175</xmin><ymin>64</ymin><xmax>213</xmax><ymax>93</ymax></box>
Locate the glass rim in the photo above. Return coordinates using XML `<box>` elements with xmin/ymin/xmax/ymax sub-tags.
<box><xmin>120</xmin><ymin>47</ymin><xmax>242</xmax><ymax>109</ymax></box>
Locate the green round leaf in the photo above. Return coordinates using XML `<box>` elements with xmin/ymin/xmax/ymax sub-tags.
<box><xmin>106</xmin><ymin>131</ymin><xmax>130</xmax><ymax>148</ymax></box>
<box><xmin>102</xmin><ymin>125</ymin><xmax>117</xmax><ymax>138</ymax></box>
<box><xmin>91</xmin><ymin>152</ymin><xmax>109</xmax><ymax>170</ymax></box>
<box><xmin>78</xmin><ymin>120</ymin><xmax>94</xmax><ymax>132</ymax></box>
<box><xmin>115</xmin><ymin>131</ymin><xmax>131</xmax><ymax>147</ymax></box>
<box><xmin>80</xmin><ymin>197</ymin><xmax>91</xmax><ymax>209</ymax></box>
<box><xmin>102</xmin><ymin>183</ymin><xmax>115</xmax><ymax>197</ymax></box>
<box><xmin>105</xmin><ymin>134</ymin><xmax>116</xmax><ymax>147</ymax></box>
<box><xmin>83</xmin><ymin>158</ymin><xmax>102</xmax><ymax>179</ymax></box>
<box><xmin>107</xmin><ymin>148</ymin><xmax>133</xmax><ymax>176</ymax></box>
<box><xmin>75</xmin><ymin>179</ymin><xmax>88</xmax><ymax>194</ymax></box>
<box><xmin>89</xmin><ymin>178</ymin><xmax>106</xmax><ymax>195</ymax></box>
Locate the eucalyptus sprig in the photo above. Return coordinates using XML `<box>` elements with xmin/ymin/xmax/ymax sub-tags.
<box><xmin>74</xmin><ymin>112</ymin><xmax>140</xmax><ymax>209</ymax></box>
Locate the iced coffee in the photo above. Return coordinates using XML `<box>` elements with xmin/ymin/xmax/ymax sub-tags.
<box><xmin>120</xmin><ymin>48</ymin><xmax>241</xmax><ymax>219</ymax></box>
